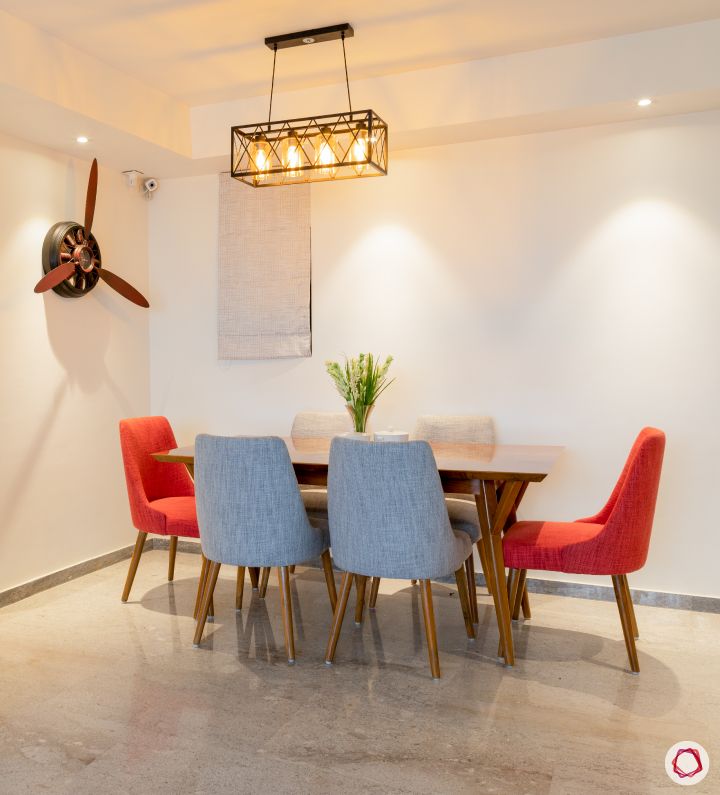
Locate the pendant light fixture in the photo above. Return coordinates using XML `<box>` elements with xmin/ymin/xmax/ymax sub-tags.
<box><xmin>231</xmin><ymin>23</ymin><xmax>388</xmax><ymax>187</ymax></box>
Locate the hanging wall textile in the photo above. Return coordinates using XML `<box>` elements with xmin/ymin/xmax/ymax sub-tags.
<box><xmin>218</xmin><ymin>174</ymin><xmax>311</xmax><ymax>359</ymax></box>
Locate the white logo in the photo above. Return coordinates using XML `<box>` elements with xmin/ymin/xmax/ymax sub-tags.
<box><xmin>665</xmin><ymin>741</ymin><xmax>709</xmax><ymax>786</ymax></box>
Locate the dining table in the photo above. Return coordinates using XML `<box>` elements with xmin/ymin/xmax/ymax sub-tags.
<box><xmin>152</xmin><ymin>436</ymin><xmax>564</xmax><ymax>666</ymax></box>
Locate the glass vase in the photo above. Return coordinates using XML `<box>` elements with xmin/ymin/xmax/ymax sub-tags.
<box><xmin>346</xmin><ymin>403</ymin><xmax>375</xmax><ymax>434</ymax></box>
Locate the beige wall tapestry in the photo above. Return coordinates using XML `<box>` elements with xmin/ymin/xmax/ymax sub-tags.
<box><xmin>218</xmin><ymin>174</ymin><xmax>311</xmax><ymax>359</ymax></box>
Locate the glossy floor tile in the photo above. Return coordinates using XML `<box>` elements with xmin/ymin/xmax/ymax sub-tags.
<box><xmin>0</xmin><ymin>550</ymin><xmax>717</xmax><ymax>794</ymax></box>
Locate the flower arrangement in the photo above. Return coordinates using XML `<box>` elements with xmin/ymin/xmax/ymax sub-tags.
<box><xmin>325</xmin><ymin>353</ymin><xmax>394</xmax><ymax>433</ymax></box>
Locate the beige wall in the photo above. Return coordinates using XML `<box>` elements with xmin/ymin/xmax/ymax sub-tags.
<box><xmin>150</xmin><ymin>110</ymin><xmax>720</xmax><ymax>599</ymax></box>
<box><xmin>0</xmin><ymin>132</ymin><xmax>149</xmax><ymax>593</ymax></box>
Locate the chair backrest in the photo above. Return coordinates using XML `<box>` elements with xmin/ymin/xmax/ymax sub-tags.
<box><xmin>291</xmin><ymin>411</ymin><xmax>352</xmax><ymax>439</ymax></box>
<box><xmin>119</xmin><ymin>416</ymin><xmax>194</xmax><ymax>532</ymax></box>
<box><xmin>412</xmin><ymin>415</ymin><xmax>495</xmax><ymax>445</ymax></box>
<box><xmin>584</xmin><ymin>428</ymin><xmax>666</xmax><ymax>573</ymax></box>
<box><xmin>194</xmin><ymin>435</ymin><xmax>322</xmax><ymax>567</ymax></box>
<box><xmin>327</xmin><ymin>437</ymin><xmax>468</xmax><ymax>580</ymax></box>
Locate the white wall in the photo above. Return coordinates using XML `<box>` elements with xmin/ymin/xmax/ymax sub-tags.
<box><xmin>0</xmin><ymin>132</ymin><xmax>150</xmax><ymax>593</ymax></box>
<box><xmin>149</xmin><ymin>110</ymin><xmax>720</xmax><ymax>598</ymax></box>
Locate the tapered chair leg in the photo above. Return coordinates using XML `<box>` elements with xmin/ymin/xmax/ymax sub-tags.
<box><xmin>354</xmin><ymin>575</ymin><xmax>368</xmax><ymax>625</ymax></box>
<box><xmin>612</xmin><ymin>575</ymin><xmax>640</xmax><ymax>673</ymax></box>
<box><xmin>454</xmin><ymin>565</ymin><xmax>476</xmax><ymax>639</ymax></box>
<box><xmin>420</xmin><ymin>580</ymin><xmax>441</xmax><ymax>679</ymax></box>
<box><xmin>621</xmin><ymin>575</ymin><xmax>639</xmax><ymax>638</ymax></box>
<box><xmin>236</xmin><ymin>566</ymin><xmax>246</xmax><ymax>610</ymax></box>
<box><xmin>249</xmin><ymin>567</ymin><xmax>260</xmax><ymax>590</ymax></box>
<box><xmin>368</xmin><ymin>576</ymin><xmax>381</xmax><ymax>610</ymax></box>
<box><xmin>466</xmin><ymin>553</ymin><xmax>478</xmax><ymax>623</ymax></box>
<box><xmin>512</xmin><ymin>570</ymin><xmax>528</xmax><ymax>620</ymax></box>
<box><xmin>325</xmin><ymin>571</ymin><xmax>353</xmax><ymax>664</ymax></box>
<box><xmin>259</xmin><ymin>567</ymin><xmax>271</xmax><ymax>598</ymax></box>
<box><xmin>277</xmin><ymin>566</ymin><xmax>296</xmax><ymax>664</ymax></box>
<box><xmin>194</xmin><ymin>554</ymin><xmax>209</xmax><ymax>619</ymax></box>
<box><xmin>320</xmin><ymin>550</ymin><xmax>337</xmax><ymax>612</ymax></box>
<box><xmin>121</xmin><ymin>531</ymin><xmax>148</xmax><ymax>602</ymax></box>
<box><xmin>168</xmin><ymin>535</ymin><xmax>178</xmax><ymax>581</ymax></box>
<box><xmin>194</xmin><ymin>561</ymin><xmax>221</xmax><ymax>646</ymax></box>
<box><xmin>520</xmin><ymin>580</ymin><xmax>532</xmax><ymax>619</ymax></box>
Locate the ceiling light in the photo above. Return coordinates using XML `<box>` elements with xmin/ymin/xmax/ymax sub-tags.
<box><xmin>637</xmin><ymin>98</ymin><xmax>652</xmax><ymax>107</ymax></box>
<box><xmin>76</xmin><ymin>136</ymin><xmax>89</xmax><ymax>144</ymax></box>
<box><xmin>231</xmin><ymin>23</ymin><xmax>388</xmax><ymax>187</ymax></box>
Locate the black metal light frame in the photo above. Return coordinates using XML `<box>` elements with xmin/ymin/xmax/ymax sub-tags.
<box><xmin>230</xmin><ymin>24</ymin><xmax>388</xmax><ymax>187</ymax></box>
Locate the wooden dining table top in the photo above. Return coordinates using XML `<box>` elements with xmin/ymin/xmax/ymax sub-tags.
<box><xmin>153</xmin><ymin>437</ymin><xmax>564</xmax><ymax>483</ymax></box>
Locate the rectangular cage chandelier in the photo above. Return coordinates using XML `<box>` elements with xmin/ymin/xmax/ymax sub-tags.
<box><xmin>231</xmin><ymin>24</ymin><xmax>388</xmax><ymax>187</ymax></box>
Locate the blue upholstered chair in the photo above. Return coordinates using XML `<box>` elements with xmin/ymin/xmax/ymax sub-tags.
<box><xmin>324</xmin><ymin>437</ymin><xmax>475</xmax><ymax>679</ymax></box>
<box><xmin>368</xmin><ymin>415</ymin><xmax>496</xmax><ymax>622</ymax></box>
<box><xmin>193</xmin><ymin>435</ymin><xmax>337</xmax><ymax>663</ymax></box>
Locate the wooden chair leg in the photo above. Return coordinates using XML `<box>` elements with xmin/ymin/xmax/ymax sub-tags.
<box><xmin>121</xmin><ymin>531</ymin><xmax>148</xmax><ymax>602</ymax></box>
<box><xmin>411</xmin><ymin>579</ymin><xmax>417</xmax><ymax>585</ymax></box>
<box><xmin>277</xmin><ymin>566</ymin><xmax>296</xmax><ymax>664</ymax></box>
<box><xmin>320</xmin><ymin>550</ymin><xmax>337</xmax><ymax>612</ymax></box>
<box><xmin>512</xmin><ymin>570</ymin><xmax>527</xmax><ymax>620</ymax></box>
<box><xmin>419</xmin><ymin>580</ymin><xmax>441</xmax><ymax>679</ymax></box>
<box><xmin>325</xmin><ymin>571</ymin><xmax>353</xmax><ymax>664</ymax></box>
<box><xmin>289</xmin><ymin>565</ymin><xmax>296</xmax><ymax>574</ymax></box>
<box><xmin>520</xmin><ymin>580</ymin><xmax>532</xmax><ymax>619</ymax></box>
<box><xmin>621</xmin><ymin>574</ymin><xmax>639</xmax><ymax>639</ymax></box>
<box><xmin>454</xmin><ymin>565</ymin><xmax>476</xmax><ymax>639</ymax></box>
<box><xmin>612</xmin><ymin>575</ymin><xmax>640</xmax><ymax>673</ymax></box>
<box><xmin>259</xmin><ymin>567</ymin><xmax>271</xmax><ymax>598</ymax></box>
<box><xmin>249</xmin><ymin>567</ymin><xmax>260</xmax><ymax>590</ymax></box>
<box><xmin>193</xmin><ymin>561</ymin><xmax>221</xmax><ymax>646</ymax></box>
<box><xmin>465</xmin><ymin>553</ymin><xmax>478</xmax><ymax>623</ymax></box>
<box><xmin>235</xmin><ymin>566</ymin><xmax>246</xmax><ymax>610</ymax></box>
<box><xmin>368</xmin><ymin>576</ymin><xmax>381</xmax><ymax>610</ymax></box>
<box><xmin>168</xmin><ymin>536</ymin><xmax>178</xmax><ymax>582</ymax></box>
<box><xmin>354</xmin><ymin>575</ymin><xmax>368</xmax><ymax>625</ymax></box>
<box><xmin>194</xmin><ymin>554</ymin><xmax>209</xmax><ymax>619</ymax></box>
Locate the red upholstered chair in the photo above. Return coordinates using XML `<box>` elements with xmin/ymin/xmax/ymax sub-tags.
<box><xmin>119</xmin><ymin>416</ymin><xmax>199</xmax><ymax>602</ymax></box>
<box><xmin>502</xmin><ymin>428</ymin><xmax>665</xmax><ymax>673</ymax></box>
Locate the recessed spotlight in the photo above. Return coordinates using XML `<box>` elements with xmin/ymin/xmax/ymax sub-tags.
<box><xmin>302</xmin><ymin>37</ymin><xmax>315</xmax><ymax>44</ymax></box>
<box><xmin>76</xmin><ymin>136</ymin><xmax>89</xmax><ymax>143</ymax></box>
<box><xmin>637</xmin><ymin>98</ymin><xmax>652</xmax><ymax>107</ymax></box>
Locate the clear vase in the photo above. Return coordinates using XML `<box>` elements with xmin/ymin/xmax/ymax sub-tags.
<box><xmin>346</xmin><ymin>403</ymin><xmax>375</xmax><ymax>434</ymax></box>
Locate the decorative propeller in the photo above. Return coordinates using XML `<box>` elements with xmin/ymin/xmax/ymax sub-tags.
<box><xmin>34</xmin><ymin>158</ymin><xmax>149</xmax><ymax>308</ymax></box>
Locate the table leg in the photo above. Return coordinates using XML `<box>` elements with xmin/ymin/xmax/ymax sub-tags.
<box><xmin>477</xmin><ymin>480</ymin><xmax>522</xmax><ymax>666</ymax></box>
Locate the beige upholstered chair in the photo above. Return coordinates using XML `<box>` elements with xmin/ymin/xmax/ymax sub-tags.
<box><xmin>291</xmin><ymin>411</ymin><xmax>352</xmax><ymax>440</ymax></box>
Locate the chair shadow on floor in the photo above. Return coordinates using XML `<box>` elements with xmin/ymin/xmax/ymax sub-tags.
<box><xmin>136</xmin><ymin>568</ymin><xmax>681</xmax><ymax>716</ymax></box>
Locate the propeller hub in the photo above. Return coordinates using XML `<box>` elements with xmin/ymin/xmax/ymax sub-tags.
<box><xmin>73</xmin><ymin>244</ymin><xmax>94</xmax><ymax>273</ymax></box>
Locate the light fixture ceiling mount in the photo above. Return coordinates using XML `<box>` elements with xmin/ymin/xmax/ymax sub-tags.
<box><xmin>231</xmin><ymin>23</ymin><xmax>387</xmax><ymax>187</ymax></box>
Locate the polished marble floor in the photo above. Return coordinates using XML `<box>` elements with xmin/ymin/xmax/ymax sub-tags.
<box><xmin>0</xmin><ymin>550</ymin><xmax>717</xmax><ymax>794</ymax></box>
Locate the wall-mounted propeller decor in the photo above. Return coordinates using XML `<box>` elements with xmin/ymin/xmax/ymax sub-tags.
<box><xmin>34</xmin><ymin>159</ymin><xmax>149</xmax><ymax>308</ymax></box>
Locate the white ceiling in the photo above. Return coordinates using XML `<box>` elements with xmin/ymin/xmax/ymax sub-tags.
<box><xmin>2</xmin><ymin>0</ymin><xmax>720</xmax><ymax>106</ymax></box>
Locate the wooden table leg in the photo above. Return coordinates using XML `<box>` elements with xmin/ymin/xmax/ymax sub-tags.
<box><xmin>478</xmin><ymin>480</ymin><xmax>522</xmax><ymax>666</ymax></box>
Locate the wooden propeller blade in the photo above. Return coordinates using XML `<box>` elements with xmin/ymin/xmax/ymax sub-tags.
<box><xmin>98</xmin><ymin>268</ymin><xmax>149</xmax><ymax>308</ymax></box>
<box><xmin>84</xmin><ymin>158</ymin><xmax>98</xmax><ymax>239</ymax></box>
<box><xmin>34</xmin><ymin>260</ymin><xmax>77</xmax><ymax>293</ymax></box>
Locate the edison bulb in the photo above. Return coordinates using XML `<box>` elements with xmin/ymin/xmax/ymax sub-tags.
<box><xmin>351</xmin><ymin>123</ymin><xmax>369</xmax><ymax>175</ymax></box>
<box><xmin>249</xmin><ymin>134</ymin><xmax>272</xmax><ymax>183</ymax></box>
<box><xmin>283</xmin><ymin>131</ymin><xmax>302</xmax><ymax>178</ymax></box>
<box><xmin>314</xmin><ymin>126</ymin><xmax>337</xmax><ymax>176</ymax></box>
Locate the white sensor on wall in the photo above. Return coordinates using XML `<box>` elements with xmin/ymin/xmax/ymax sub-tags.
<box><xmin>122</xmin><ymin>169</ymin><xmax>144</xmax><ymax>188</ymax></box>
<box><xmin>143</xmin><ymin>178</ymin><xmax>159</xmax><ymax>199</ymax></box>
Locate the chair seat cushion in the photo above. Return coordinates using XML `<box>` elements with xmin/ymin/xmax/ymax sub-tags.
<box><xmin>445</xmin><ymin>497</ymin><xmax>480</xmax><ymax>543</ymax></box>
<box><xmin>503</xmin><ymin>520</ymin><xmax>605</xmax><ymax>573</ymax></box>
<box><xmin>150</xmin><ymin>496</ymin><xmax>200</xmax><ymax>538</ymax></box>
